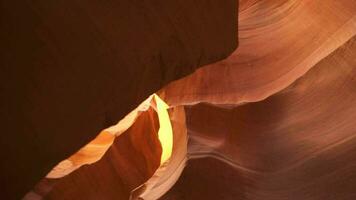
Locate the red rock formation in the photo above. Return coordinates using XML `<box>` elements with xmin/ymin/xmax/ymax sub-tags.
<box><xmin>2</xmin><ymin>0</ymin><xmax>356</xmax><ymax>199</ymax></box>
<box><xmin>161</xmin><ymin>0</ymin><xmax>356</xmax><ymax>106</ymax></box>
<box><xmin>162</xmin><ymin>37</ymin><xmax>356</xmax><ymax>199</ymax></box>
<box><xmin>155</xmin><ymin>1</ymin><xmax>356</xmax><ymax>198</ymax></box>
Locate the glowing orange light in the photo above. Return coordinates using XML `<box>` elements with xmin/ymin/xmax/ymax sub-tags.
<box><xmin>46</xmin><ymin>94</ymin><xmax>173</xmax><ymax>178</ymax></box>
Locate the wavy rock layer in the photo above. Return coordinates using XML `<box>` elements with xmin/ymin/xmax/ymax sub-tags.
<box><xmin>161</xmin><ymin>0</ymin><xmax>356</xmax><ymax>106</ymax></box>
<box><xmin>162</xmin><ymin>36</ymin><xmax>356</xmax><ymax>200</ymax></box>
<box><xmin>157</xmin><ymin>2</ymin><xmax>356</xmax><ymax>198</ymax></box>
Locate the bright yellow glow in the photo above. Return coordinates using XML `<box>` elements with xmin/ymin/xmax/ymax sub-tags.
<box><xmin>47</xmin><ymin>94</ymin><xmax>173</xmax><ymax>179</ymax></box>
<box><xmin>154</xmin><ymin>94</ymin><xmax>173</xmax><ymax>164</ymax></box>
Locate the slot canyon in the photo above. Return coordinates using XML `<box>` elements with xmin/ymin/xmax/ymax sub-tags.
<box><xmin>1</xmin><ymin>0</ymin><xmax>356</xmax><ymax>199</ymax></box>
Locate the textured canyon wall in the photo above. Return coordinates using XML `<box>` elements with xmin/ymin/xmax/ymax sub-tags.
<box><xmin>162</xmin><ymin>36</ymin><xmax>356</xmax><ymax>200</ymax></box>
<box><xmin>160</xmin><ymin>0</ymin><xmax>356</xmax><ymax>199</ymax></box>
<box><xmin>3</xmin><ymin>0</ymin><xmax>356</xmax><ymax>199</ymax></box>
<box><xmin>161</xmin><ymin>0</ymin><xmax>356</xmax><ymax>106</ymax></box>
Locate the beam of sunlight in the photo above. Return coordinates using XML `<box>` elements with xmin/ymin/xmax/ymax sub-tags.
<box><xmin>154</xmin><ymin>94</ymin><xmax>173</xmax><ymax>164</ymax></box>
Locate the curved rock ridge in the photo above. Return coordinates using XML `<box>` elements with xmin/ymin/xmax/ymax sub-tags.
<box><xmin>24</xmin><ymin>98</ymin><xmax>187</xmax><ymax>200</ymax></box>
<box><xmin>161</xmin><ymin>0</ymin><xmax>356</xmax><ymax>106</ymax></box>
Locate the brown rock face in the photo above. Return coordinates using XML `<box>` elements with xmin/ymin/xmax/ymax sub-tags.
<box><xmin>162</xmin><ymin>37</ymin><xmax>356</xmax><ymax>200</ymax></box>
